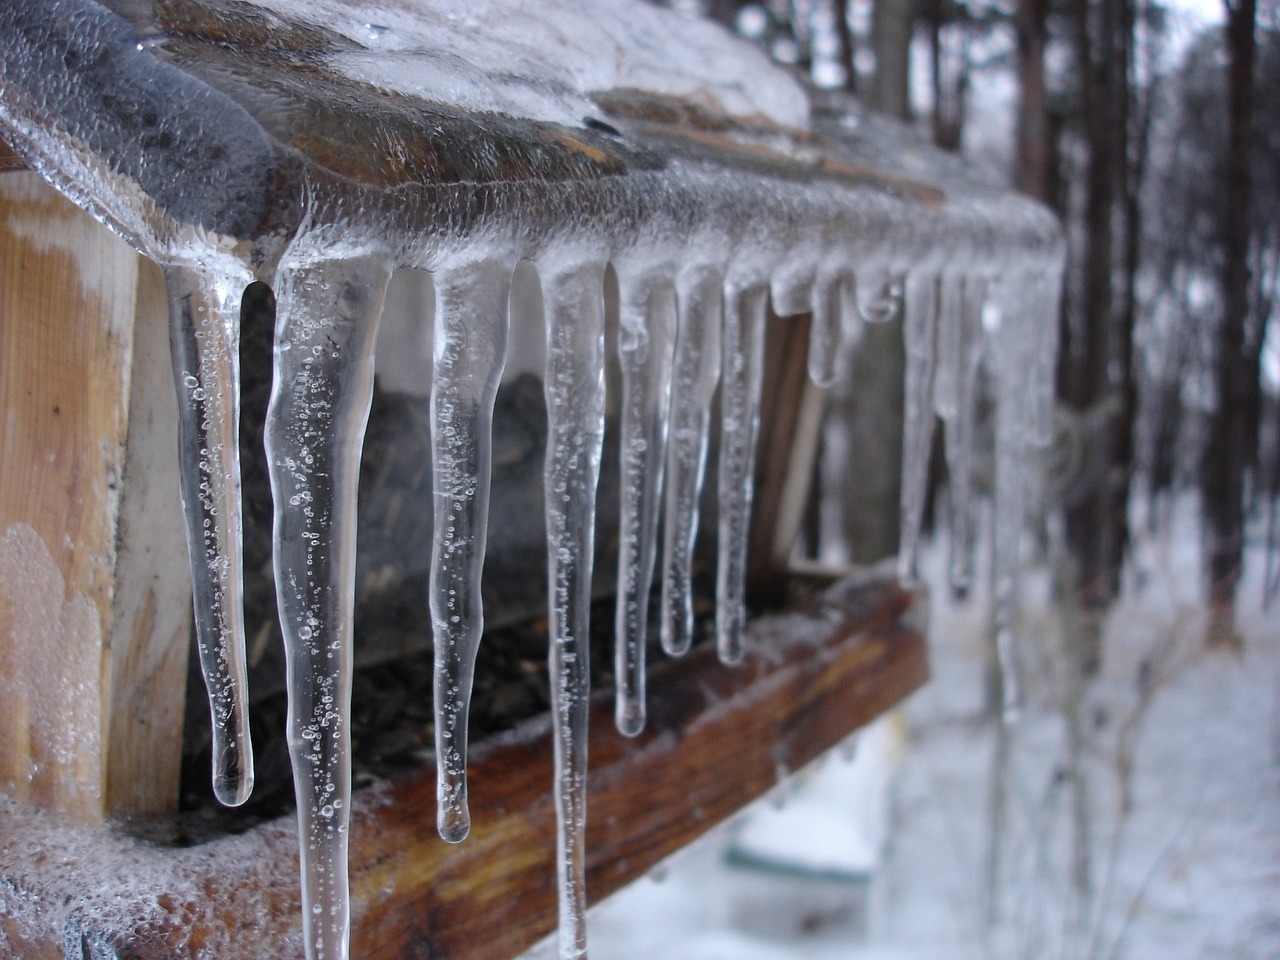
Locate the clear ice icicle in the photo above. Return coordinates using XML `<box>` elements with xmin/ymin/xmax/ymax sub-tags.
<box><xmin>853</xmin><ymin>270</ymin><xmax>903</xmax><ymax>325</ymax></box>
<box><xmin>1031</xmin><ymin>268</ymin><xmax>1064</xmax><ymax>447</ymax></box>
<box><xmin>660</xmin><ymin>266</ymin><xmax>723</xmax><ymax>657</ymax></box>
<box><xmin>265</xmin><ymin>252</ymin><xmax>392</xmax><ymax>960</ymax></box>
<box><xmin>540</xmin><ymin>260</ymin><xmax>607</xmax><ymax>960</ymax></box>
<box><xmin>989</xmin><ymin>278</ymin><xmax>1032</xmax><ymax>721</ymax></box>
<box><xmin>429</xmin><ymin>258</ymin><xmax>513</xmax><ymax>842</ymax></box>
<box><xmin>164</xmin><ymin>262</ymin><xmax>255</xmax><ymax>808</ymax></box>
<box><xmin>943</xmin><ymin>277</ymin><xmax>987</xmax><ymax>594</ymax></box>
<box><xmin>897</xmin><ymin>271</ymin><xmax>939</xmax><ymax>585</ymax></box>
<box><xmin>614</xmin><ymin>269</ymin><xmax>676</xmax><ymax>736</ymax></box>
<box><xmin>807</xmin><ymin>272</ymin><xmax>847</xmax><ymax>388</ymax></box>
<box><xmin>716</xmin><ymin>284</ymin><xmax>768</xmax><ymax>665</ymax></box>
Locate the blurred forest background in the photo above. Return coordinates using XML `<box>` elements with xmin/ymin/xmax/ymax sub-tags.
<box><xmin>665</xmin><ymin>0</ymin><xmax>1279</xmax><ymax>657</ymax></box>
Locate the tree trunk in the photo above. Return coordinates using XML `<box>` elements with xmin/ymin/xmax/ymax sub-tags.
<box><xmin>1061</xmin><ymin>0</ymin><xmax>1135</xmax><ymax>674</ymax></box>
<box><xmin>833</xmin><ymin>0</ymin><xmax>858</xmax><ymax>93</ymax></box>
<box><xmin>869</xmin><ymin>0</ymin><xmax>917</xmax><ymax>120</ymax></box>
<box><xmin>1202</xmin><ymin>0</ymin><xmax>1258</xmax><ymax>644</ymax></box>
<box><xmin>1015</xmin><ymin>0</ymin><xmax>1055</xmax><ymax>202</ymax></box>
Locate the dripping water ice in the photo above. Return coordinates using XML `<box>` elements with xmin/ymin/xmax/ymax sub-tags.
<box><xmin>613</xmin><ymin>267</ymin><xmax>677</xmax><ymax>736</ymax></box>
<box><xmin>716</xmin><ymin>284</ymin><xmax>769</xmax><ymax>665</ymax></box>
<box><xmin>164</xmin><ymin>259</ymin><xmax>255</xmax><ymax>808</ymax></box>
<box><xmin>264</xmin><ymin>249</ymin><xmax>392</xmax><ymax>960</ymax></box>
<box><xmin>539</xmin><ymin>258</ymin><xmax>608</xmax><ymax>960</ymax></box>
<box><xmin>660</xmin><ymin>266</ymin><xmax>723</xmax><ymax>658</ymax></box>
<box><xmin>429</xmin><ymin>257</ymin><xmax>514</xmax><ymax>843</ymax></box>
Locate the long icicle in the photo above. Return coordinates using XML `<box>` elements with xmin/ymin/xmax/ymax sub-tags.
<box><xmin>164</xmin><ymin>261</ymin><xmax>255</xmax><ymax>808</ymax></box>
<box><xmin>540</xmin><ymin>260</ymin><xmax>607</xmax><ymax>960</ymax></box>
<box><xmin>614</xmin><ymin>269</ymin><xmax>676</xmax><ymax>736</ymax></box>
<box><xmin>945</xmin><ymin>276</ymin><xmax>988</xmax><ymax>595</ymax></box>
<box><xmin>898</xmin><ymin>271</ymin><xmax>940</xmax><ymax>585</ymax></box>
<box><xmin>660</xmin><ymin>266</ymin><xmax>723</xmax><ymax>657</ymax></box>
<box><xmin>990</xmin><ymin>274</ymin><xmax>1032</xmax><ymax>722</ymax></box>
<box><xmin>807</xmin><ymin>271</ymin><xmax>847</xmax><ymax>388</ymax></box>
<box><xmin>716</xmin><ymin>283</ymin><xmax>768</xmax><ymax>665</ymax></box>
<box><xmin>429</xmin><ymin>257</ymin><xmax>513</xmax><ymax>842</ymax></box>
<box><xmin>265</xmin><ymin>252</ymin><xmax>391</xmax><ymax>960</ymax></box>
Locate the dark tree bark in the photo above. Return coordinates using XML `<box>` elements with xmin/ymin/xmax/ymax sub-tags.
<box><xmin>927</xmin><ymin>0</ymin><xmax>971</xmax><ymax>151</ymax></box>
<box><xmin>1202</xmin><ymin>0</ymin><xmax>1258</xmax><ymax>644</ymax></box>
<box><xmin>1014</xmin><ymin>0</ymin><xmax>1055</xmax><ymax>203</ymax></box>
<box><xmin>1061</xmin><ymin>0</ymin><xmax>1137</xmax><ymax>673</ymax></box>
<box><xmin>833</xmin><ymin>0</ymin><xmax>859</xmax><ymax>93</ymax></box>
<box><xmin>869</xmin><ymin>0</ymin><xmax>917</xmax><ymax>119</ymax></box>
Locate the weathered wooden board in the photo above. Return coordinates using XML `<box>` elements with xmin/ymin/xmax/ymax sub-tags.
<box><xmin>0</xmin><ymin>575</ymin><xmax>925</xmax><ymax>959</ymax></box>
<box><xmin>0</xmin><ymin>172</ymin><xmax>190</xmax><ymax>821</ymax></box>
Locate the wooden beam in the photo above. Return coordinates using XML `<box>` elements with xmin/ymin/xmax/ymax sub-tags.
<box><xmin>0</xmin><ymin>173</ymin><xmax>190</xmax><ymax>821</ymax></box>
<box><xmin>0</xmin><ymin>575</ymin><xmax>925</xmax><ymax>959</ymax></box>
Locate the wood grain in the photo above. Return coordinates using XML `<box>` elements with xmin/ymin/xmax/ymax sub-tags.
<box><xmin>0</xmin><ymin>173</ymin><xmax>190</xmax><ymax>820</ymax></box>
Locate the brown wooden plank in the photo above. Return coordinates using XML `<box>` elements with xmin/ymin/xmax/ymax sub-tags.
<box><xmin>0</xmin><ymin>140</ymin><xmax>24</xmax><ymax>172</ymax></box>
<box><xmin>748</xmin><ymin>311</ymin><xmax>828</xmax><ymax>606</ymax></box>
<box><xmin>0</xmin><ymin>173</ymin><xmax>190</xmax><ymax>820</ymax></box>
<box><xmin>0</xmin><ymin>575</ymin><xmax>925</xmax><ymax>959</ymax></box>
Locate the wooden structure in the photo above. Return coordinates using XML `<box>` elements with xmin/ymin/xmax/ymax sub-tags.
<box><xmin>0</xmin><ymin>171</ymin><xmax>191</xmax><ymax>823</ymax></box>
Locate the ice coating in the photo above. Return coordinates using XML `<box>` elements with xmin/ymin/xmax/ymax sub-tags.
<box><xmin>660</xmin><ymin>266</ymin><xmax>724</xmax><ymax>657</ymax></box>
<box><xmin>716</xmin><ymin>285</ymin><xmax>769</xmax><ymax>665</ymax></box>
<box><xmin>613</xmin><ymin>267</ymin><xmax>677</xmax><ymax>736</ymax></box>
<box><xmin>164</xmin><ymin>261</ymin><xmax>255</xmax><ymax>807</ymax></box>
<box><xmin>0</xmin><ymin>2</ymin><xmax>1069</xmax><ymax>958</ymax></box>
<box><xmin>245</xmin><ymin>0</ymin><xmax>809</xmax><ymax>130</ymax></box>
<box><xmin>897</xmin><ymin>272</ymin><xmax>940</xmax><ymax>585</ymax></box>
<box><xmin>539</xmin><ymin>259</ymin><xmax>608</xmax><ymax>960</ymax></box>
<box><xmin>264</xmin><ymin>250</ymin><xmax>392</xmax><ymax>960</ymax></box>
<box><xmin>429</xmin><ymin>257</ymin><xmax>513</xmax><ymax>842</ymax></box>
<box><xmin>808</xmin><ymin>271</ymin><xmax>851</xmax><ymax>387</ymax></box>
<box><xmin>988</xmin><ymin>273</ymin><xmax>1034</xmax><ymax>721</ymax></box>
<box><xmin>942</xmin><ymin>277</ymin><xmax>988</xmax><ymax>594</ymax></box>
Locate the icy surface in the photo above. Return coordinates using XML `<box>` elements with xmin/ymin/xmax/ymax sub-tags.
<box><xmin>246</xmin><ymin>0</ymin><xmax>810</xmax><ymax>130</ymax></box>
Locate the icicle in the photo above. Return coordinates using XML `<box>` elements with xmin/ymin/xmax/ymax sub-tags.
<box><xmin>897</xmin><ymin>271</ymin><xmax>939</xmax><ymax>585</ymax></box>
<box><xmin>429</xmin><ymin>257</ymin><xmax>514</xmax><ymax>842</ymax></box>
<box><xmin>769</xmin><ymin>271</ymin><xmax>813</xmax><ymax>318</ymax></box>
<box><xmin>1031</xmin><ymin>267</ymin><xmax>1063</xmax><ymax>447</ymax></box>
<box><xmin>943</xmin><ymin>276</ymin><xmax>988</xmax><ymax>595</ymax></box>
<box><xmin>853</xmin><ymin>270</ymin><xmax>903</xmax><ymax>325</ymax></box>
<box><xmin>989</xmin><ymin>276</ymin><xmax>1032</xmax><ymax>722</ymax></box>
<box><xmin>716</xmin><ymin>283</ymin><xmax>769</xmax><ymax>665</ymax></box>
<box><xmin>807</xmin><ymin>271</ymin><xmax>848</xmax><ymax>388</ymax></box>
<box><xmin>613</xmin><ymin>268</ymin><xmax>677</xmax><ymax>736</ymax></box>
<box><xmin>931</xmin><ymin>274</ymin><xmax>965</xmax><ymax>423</ymax></box>
<box><xmin>265</xmin><ymin>251</ymin><xmax>392</xmax><ymax>960</ymax></box>
<box><xmin>540</xmin><ymin>259</ymin><xmax>607</xmax><ymax>960</ymax></box>
<box><xmin>164</xmin><ymin>261</ymin><xmax>255</xmax><ymax>808</ymax></box>
<box><xmin>660</xmin><ymin>266</ymin><xmax>723</xmax><ymax>657</ymax></box>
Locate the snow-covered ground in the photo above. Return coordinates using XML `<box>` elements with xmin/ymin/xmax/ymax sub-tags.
<box><xmin>565</xmin><ymin>498</ymin><xmax>1280</xmax><ymax>959</ymax></box>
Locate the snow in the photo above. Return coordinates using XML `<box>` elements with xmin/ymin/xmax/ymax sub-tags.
<box><xmin>578</xmin><ymin>498</ymin><xmax>1280</xmax><ymax>960</ymax></box>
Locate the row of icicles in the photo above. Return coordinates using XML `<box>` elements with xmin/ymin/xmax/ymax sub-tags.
<box><xmin>163</xmin><ymin>244</ymin><xmax>1059</xmax><ymax>960</ymax></box>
